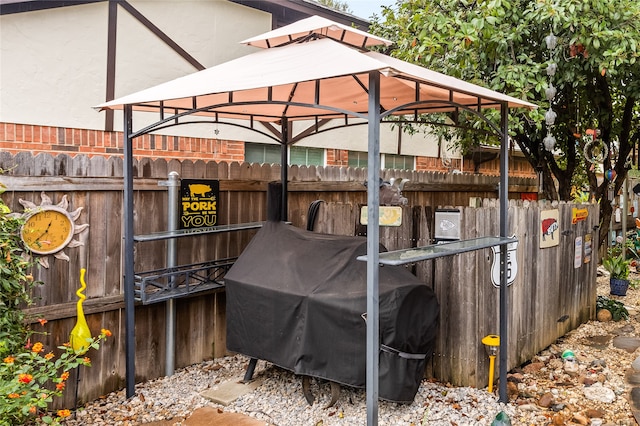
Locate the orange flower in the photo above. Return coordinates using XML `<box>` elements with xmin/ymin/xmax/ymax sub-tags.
<box><xmin>62</xmin><ymin>342</ymin><xmax>70</xmax><ymax>347</ymax></box>
<box><xmin>18</xmin><ymin>374</ymin><xmax>33</xmax><ymax>384</ymax></box>
<box><xmin>8</xmin><ymin>393</ymin><xmax>19</xmax><ymax>399</ymax></box>
<box><xmin>31</xmin><ymin>342</ymin><xmax>44</xmax><ymax>353</ymax></box>
<box><xmin>37</xmin><ymin>318</ymin><xmax>47</xmax><ymax>326</ymax></box>
<box><xmin>56</xmin><ymin>382</ymin><xmax>65</xmax><ymax>391</ymax></box>
<box><xmin>29</xmin><ymin>406</ymin><xmax>37</xmax><ymax>415</ymax></box>
<box><xmin>40</xmin><ymin>393</ymin><xmax>48</xmax><ymax>399</ymax></box>
<box><xmin>83</xmin><ymin>357</ymin><xmax>91</xmax><ymax>364</ymax></box>
<box><xmin>44</xmin><ymin>352</ymin><xmax>55</xmax><ymax>360</ymax></box>
<box><xmin>101</xmin><ymin>328</ymin><xmax>112</xmax><ymax>337</ymax></box>
<box><xmin>3</xmin><ymin>356</ymin><xmax>15</xmax><ymax>364</ymax></box>
<box><xmin>57</xmin><ymin>409</ymin><xmax>71</xmax><ymax>418</ymax></box>
<box><xmin>60</xmin><ymin>371</ymin><xmax>70</xmax><ymax>381</ymax></box>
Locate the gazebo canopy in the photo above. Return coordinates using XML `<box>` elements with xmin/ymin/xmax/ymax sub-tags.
<box><xmin>95</xmin><ymin>15</ymin><xmax>537</xmax><ymax>426</ymax></box>
<box><xmin>96</xmin><ymin>15</ymin><xmax>535</xmax><ymax>127</ymax></box>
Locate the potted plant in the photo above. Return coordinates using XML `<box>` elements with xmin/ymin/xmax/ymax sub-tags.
<box><xmin>603</xmin><ymin>254</ymin><xmax>631</xmax><ymax>296</ymax></box>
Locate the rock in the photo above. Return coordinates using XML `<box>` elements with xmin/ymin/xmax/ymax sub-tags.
<box><xmin>613</xmin><ymin>336</ymin><xmax>640</xmax><ymax>353</ymax></box>
<box><xmin>551</xmin><ymin>413</ymin><xmax>565</xmax><ymax>425</ymax></box>
<box><xmin>507</xmin><ymin>381</ymin><xmax>519</xmax><ymax>400</ymax></box>
<box><xmin>523</xmin><ymin>362</ymin><xmax>545</xmax><ymax>373</ymax></box>
<box><xmin>572</xmin><ymin>412</ymin><xmax>589</xmax><ymax>425</ymax></box>
<box><xmin>597</xmin><ymin>309</ymin><xmax>612</xmax><ymax>322</ymax></box>
<box><xmin>583</xmin><ymin>382</ymin><xmax>616</xmax><ymax>403</ymax></box>
<box><xmin>632</xmin><ymin>355</ymin><xmax>640</xmax><ymax>371</ymax></box>
<box><xmin>564</xmin><ymin>360</ymin><xmax>579</xmax><ymax>376</ymax></box>
<box><xmin>537</xmin><ymin>392</ymin><xmax>554</xmax><ymax>408</ymax></box>
<box><xmin>585</xmin><ymin>408</ymin><xmax>605</xmax><ymax>418</ymax></box>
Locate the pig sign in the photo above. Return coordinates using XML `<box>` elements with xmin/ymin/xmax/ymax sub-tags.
<box><xmin>180</xmin><ymin>179</ymin><xmax>219</xmax><ymax>229</ymax></box>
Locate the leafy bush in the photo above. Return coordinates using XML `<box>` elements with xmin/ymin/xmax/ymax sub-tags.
<box><xmin>603</xmin><ymin>253</ymin><xmax>631</xmax><ymax>280</ymax></box>
<box><xmin>0</xmin><ymin>189</ymin><xmax>39</xmax><ymax>357</ymax></box>
<box><xmin>596</xmin><ymin>295</ymin><xmax>629</xmax><ymax>321</ymax></box>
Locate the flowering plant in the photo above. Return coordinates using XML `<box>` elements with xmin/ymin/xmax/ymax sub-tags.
<box><xmin>0</xmin><ymin>328</ymin><xmax>111</xmax><ymax>425</ymax></box>
<box><xmin>0</xmin><ymin>187</ymin><xmax>111</xmax><ymax>425</ymax></box>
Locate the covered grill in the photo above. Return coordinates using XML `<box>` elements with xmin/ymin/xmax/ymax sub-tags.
<box><xmin>225</xmin><ymin>221</ymin><xmax>439</xmax><ymax>403</ymax></box>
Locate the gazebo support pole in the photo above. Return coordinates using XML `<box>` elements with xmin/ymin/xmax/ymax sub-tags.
<box><xmin>123</xmin><ymin>105</ymin><xmax>136</xmax><ymax>399</ymax></box>
<box><xmin>498</xmin><ymin>102</ymin><xmax>509</xmax><ymax>403</ymax></box>
<box><xmin>366</xmin><ymin>71</ymin><xmax>381</xmax><ymax>426</ymax></box>
<box><xmin>280</xmin><ymin>117</ymin><xmax>289</xmax><ymax>222</ymax></box>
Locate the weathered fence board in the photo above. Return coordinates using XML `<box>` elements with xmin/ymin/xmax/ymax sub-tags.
<box><xmin>0</xmin><ymin>152</ymin><xmax>596</xmax><ymax>408</ymax></box>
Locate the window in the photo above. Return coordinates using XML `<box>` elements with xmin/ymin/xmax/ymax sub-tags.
<box><xmin>348</xmin><ymin>151</ymin><xmax>368</xmax><ymax>168</ymax></box>
<box><xmin>245</xmin><ymin>142</ymin><xmax>281</xmax><ymax>164</ymax></box>
<box><xmin>290</xmin><ymin>146</ymin><xmax>324</xmax><ymax>166</ymax></box>
<box><xmin>384</xmin><ymin>154</ymin><xmax>414</xmax><ymax>170</ymax></box>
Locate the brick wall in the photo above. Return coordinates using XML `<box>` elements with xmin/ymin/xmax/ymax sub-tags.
<box><xmin>0</xmin><ymin>122</ymin><xmax>536</xmax><ymax>177</ymax></box>
<box><xmin>0</xmin><ymin>122</ymin><xmax>245</xmax><ymax>162</ymax></box>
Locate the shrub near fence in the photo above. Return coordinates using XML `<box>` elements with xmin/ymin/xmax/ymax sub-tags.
<box><xmin>0</xmin><ymin>152</ymin><xmax>595</xmax><ymax>407</ymax></box>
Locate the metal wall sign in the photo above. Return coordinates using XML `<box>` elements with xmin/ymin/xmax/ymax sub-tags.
<box><xmin>491</xmin><ymin>237</ymin><xmax>518</xmax><ymax>287</ymax></box>
<box><xmin>434</xmin><ymin>209</ymin><xmax>461</xmax><ymax>241</ymax></box>
<box><xmin>179</xmin><ymin>179</ymin><xmax>219</xmax><ymax>229</ymax></box>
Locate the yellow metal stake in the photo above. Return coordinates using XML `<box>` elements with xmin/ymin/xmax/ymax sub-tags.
<box><xmin>482</xmin><ymin>334</ymin><xmax>500</xmax><ymax>394</ymax></box>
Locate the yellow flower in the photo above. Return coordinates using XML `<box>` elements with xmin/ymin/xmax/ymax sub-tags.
<box><xmin>3</xmin><ymin>356</ymin><xmax>14</xmax><ymax>364</ymax></box>
<box><xmin>8</xmin><ymin>393</ymin><xmax>19</xmax><ymax>399</ymax></box>
<box><xmin>57</xmin><ymin>409</ymin><xmax>71</xmax><ymax>418</ymax></box>
<box><xmin>44</xmin><ymin>352</ymin><xmax>54</xmax><ymax>360</ymax></box>
<box><xmin>31</xmin><ymin>342</ymin><xmax>44</xmax><ymax>353</ymax></box>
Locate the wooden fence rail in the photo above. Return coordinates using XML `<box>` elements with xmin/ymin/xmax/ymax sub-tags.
<box><xmin>0</xmin><ymin>153</ymin><xmax>596</xmax><ymax>408</ymax></box>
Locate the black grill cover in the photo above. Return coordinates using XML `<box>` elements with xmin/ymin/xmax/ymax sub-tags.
<box><xmin>225</xmin><ymin>221</ymin><xmax>439</xmax><ymax>403</ymax></box>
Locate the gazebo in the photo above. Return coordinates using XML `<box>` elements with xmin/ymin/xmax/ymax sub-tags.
<box><xmin>96</xmin><ymin>15</ymin><xmax>537</xmax><ymax>425</ymax></box>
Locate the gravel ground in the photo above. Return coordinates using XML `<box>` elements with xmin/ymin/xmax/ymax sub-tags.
<box><xmin>61</xmin><ymin>271</ymin><xmax>640</xmax><ymax>426</ymax></box>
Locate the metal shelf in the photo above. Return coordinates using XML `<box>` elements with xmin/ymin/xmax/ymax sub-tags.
<box><xmin>357</xmin><ymin>236</ymin><xmax>518</xmax><ymax>266</ymax></box>
<box><xmin>134</xmin><ymin>258</ymin><xmax>236</xmax><ymax>304</ymax></box>
<box><xmin>133</xmin><ymin>221</ymin><xmax>264</xmax><ymax>242</ymax></box>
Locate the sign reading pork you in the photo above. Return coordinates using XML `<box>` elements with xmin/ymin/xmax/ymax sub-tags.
<box><xmin>180</xmin><ymin>179</ymin><xmax>219</xmax><ymax>229</ymax></box>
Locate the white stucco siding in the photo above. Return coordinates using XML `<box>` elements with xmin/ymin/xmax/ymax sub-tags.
<box><xmin>292</xmin><ymin>121</ymin><xmax>459</xmax><ymax>159</ymax></box>
<box><xmin>0</xmin><ymin>3</ymin><xmax>109</xmax><ymax>129</ymax></box>
<box><xmin>0</xmin><ymin>0</ymin><xmax>270</xmax><ymax>130</ymax></box>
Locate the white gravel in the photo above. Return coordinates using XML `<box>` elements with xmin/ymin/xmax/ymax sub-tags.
<box><xmin>61</xmin><ymin>272</ymin><xmax>639</xmax><ymax>426</ymax></box>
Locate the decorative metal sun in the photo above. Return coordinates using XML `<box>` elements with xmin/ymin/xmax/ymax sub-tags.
<box><xmin>19</xmin><ymin>192</ymin><xmax>89</xmax><ymax>268</ymax></box>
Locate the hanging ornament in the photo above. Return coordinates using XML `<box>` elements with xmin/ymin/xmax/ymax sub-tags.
<box><xmin>583</xmin><ymin>139</ymin><xmax>608</xmax><ymax>164</ymax></box>
<box><xmin>546</xmin><ymin>62</ymin><xmax>557</xmax><ymax>77</ymax></box>
<box><xmin>545</xmin><ymin>32</ymin><xmax>558</xmax><ymax>50</ymax></box>
<box><xmin>545</xmin><ymin>83</ymin><xmax>557</xmax><ymax>101</ymax></box>
<box><xmin>544</xmin><ymin>109</ymin><xmax>557</xmax><ymax>126</ymax></box>
<box><xmin>605</xmin><ymin>169</ymin><xmax>617</xmax><ymax>181</ymax></box>
<box><xmin>543</xmin><ymin>133</ymin><xmax>556</xmax><ymax>151</ymax></box>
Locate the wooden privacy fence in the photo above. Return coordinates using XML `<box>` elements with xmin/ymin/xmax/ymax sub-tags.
<box><xmin>0</xmin><ymin>152</ymin><xmax>595</xmax><ymax>408</ymax></box>
<box><xmin>311</xmin><ymin>200</ymin><xmax>599</xmax><ymax>388</ymax></box>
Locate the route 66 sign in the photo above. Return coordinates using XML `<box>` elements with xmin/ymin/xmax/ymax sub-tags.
<box><xmin>491</xmin><ymin>237</ymin><xmax>518</xmax><ymax>288</ymax></box>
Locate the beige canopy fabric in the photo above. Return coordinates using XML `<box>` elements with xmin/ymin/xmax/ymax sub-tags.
<box><xmin>240</xmin><ymin>15</ymin><xmax>392</xmax><ymax>49</ymax></box>
<box><xmin>95</xmin><ymin>18</ymin><xmax>536</xmax><ymax>123</ymax></box>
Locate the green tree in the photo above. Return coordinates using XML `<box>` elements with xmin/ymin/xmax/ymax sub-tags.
<box><xmin>316</xmin><ymin>0</ymin><xmax>352</xmax><ymax>13</ymax></box>
<box><xmin>371</xmin><ymin>0</ymin><xmax>640</xmax><ymax>248</ymax></box>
